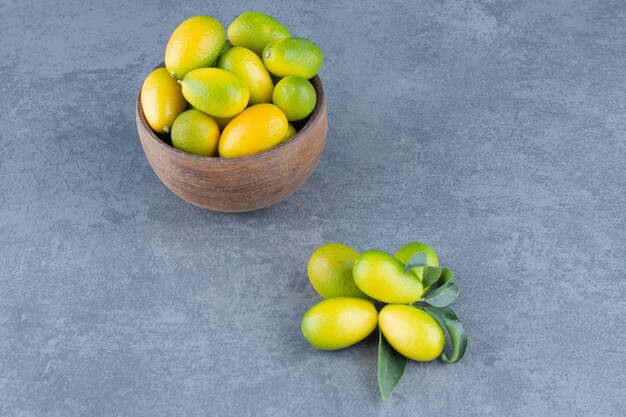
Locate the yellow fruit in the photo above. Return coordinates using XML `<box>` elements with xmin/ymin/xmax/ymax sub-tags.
<box><xmin>352</xmin><ymin>250</ymin><xmax>424</xmax><ymax>303</ymax></box>
<box><xmin>282</xmin><ymin>123</ymin><xmax>297</xmax><ymax>143</ymax></box>
<box><xmin>140</xmin><ymin>68</ymin><xmax>187</xmax><ymax>134</ymax></box>
<box><xmin>263</xmin><ymin>37</ymin><xmax>323</xmax><ymax>79</ymax></box>
<box><xmin>272</xmin><ymin>76</ymin><xmax>316</xmax><ymax>121</ymax></box>
<box><xmin>394</xmin><ymin>242</ymin><xmax>439</xmax><ymax>283</ymax></box>
<box><xmin>307</xmin><ymin>243</ymin><xmax>368</xmax><ymax>299</ymax></box>
<box><xmin>217</xmin><ymin>46</ymin><xmax>274</xmax><ymax>105</ymax></box>
<box><xmin>218</xmin><ymin>104</ymin><xmax>287</xmax><ymax>158</ymax></box>
<box><xmin>180</xmin><ymin>68</ymin><xmax>249</xmax><ymax>118</ymax></box>
<box><xmin>171</xmin><ymin>110</ymin><xmax>220</xmax><ymax>156</ymax></box>
<box><xmin>165</xmin><ymin>16</ymin><xmax>226</xmax><ymax>79</ymax></box>
<box><xmin>301</xmin><ymin>298</ymin><xmax>378</xmax><ymax>350</ymax></box>
<box><xmin>379</xmin><ymin>305</ymin><xmax>445</xmax><ymax>361</ymax></box>
<box><xmin>228</xmin><ymin>12</ymin><xmax>290</xmax><ymax>57</ymax></box>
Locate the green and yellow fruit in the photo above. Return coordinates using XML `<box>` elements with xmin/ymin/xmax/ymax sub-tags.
<box><xmin>228</xmin><ymin>11</ymin><xmax>291</xmax><ymax>57</ymax></box>
<box><xmin>165</xmin><ymin>16</ymin><xmax>226</xmax><ymax>79</ymax></box>
<box><xmin>272</xmin><ymin>76</ymin><xmax>316</xmax><ymax>121</ymax></box>
<box><xmin>140</xmin><ymin>68</ymin><xmax>187</xmax><ymax>134</ymax></box>
<box><xmin>263</xmin><ymin>37</ymin><xmax>323</xmax><ymax>79</ymax></box>
<box><xmin>187</xmin><ymin>104</ymin><xmax>232</xmax><ymax>131</ymax></box>
<box><xmin>301</xmin><ymin>298</ymin><xmax>378</xmax><ymax>350</ymax></box>
<box><xmin>219</xmin><ymin>40</ymin><xmax>233</xmax><ymax>57</ymax></box>
<box><xmin>307</xmin><ymin>243</ymin><xmax>368</xmax><ymax>299</ymax></box>
<box><xmin>394</xmin><ymin>242</ymin><xmax>439</xmax><ymax>283</ymax></box>
<box><xmin>180</xmin><ymin>68</ymin><xmax>249</xmax><ymax>118</ymax></box>
<box><xmin>217</xmin><ymin>46</ymin><xmax>274</xmax><ymax>105</ymax></box>
<box><xmin>218</xmin><ymin>103</ymin><xmax>288</xmax><ymax>158</ymax></box>
<box><xmin>282</xmin><ymin>123</ymin><xmax>297</xmax><ymax>142</ymax></box>
<box><xmin>171</xmin><ymin>110</ymin><xmax>220</xmax><ymax>156</ymax></box>
<box><xmin>352</xmin><ymin>250</ymin><xmax>424</xmax><ymax>303</ymax></box>
<box><xmin>378</xmin><ymin>304</ymin><xmax>445</xmax><ymax>361</ymax></box>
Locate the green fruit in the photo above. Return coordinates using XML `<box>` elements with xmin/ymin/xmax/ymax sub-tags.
<box><xmin>263</xmin><ymin>37</ymin><xmax>323</xmax><ymax>79</ymax></box>
<box><xmin>165</xmin><ymin>16</ymin><xmax>226</xmax><ymax>79</ymax></box>
<box><xmin>353</xmin><ymin>250</ymin><xmax>424</xmax><ymax>303</ymax></box>
<box><xmin>228</xmin><ymin>11</ymin><xmax>290</xmax><ymax>57</ymax></box>
<box><xmin>217</xmin><ymin>47</ymin><xmax>274</xmax><ymax>105</ymax></box>
<box><xmin>219</xmin><ymin>40</ymin><xmax>233</xmax><ymax>57</ymax></box>
<box><xmin>379</xmin><ymin>304</ymin><xmax>445</xmax><ymax>361</ymax></box>
<box><xmin>394</xmin><ymin>242</ymin><xmax>439</xmax><ymax>282</ymax></box>
<box><xmin>171</xmin><ymin>110</ymin><xmax>220</xmax><ymax>156</ymax></box>
<box><xmin>188</xmin><ymin>103</ymin><xmax>232</xmax><ymax>130</ymax></box>
<box><xmin>189</xmin><ymin>102</ymin><xmax>234</xmax><ymax>129</ymax></box>
<box><xmin>180</xmin><ymin>68</ymin><xmax>249</xmax><ymax>118</ymax></box>
<box><xmin>282</xmin><ymin>123</ymin><xmax>297</xmax><ymax>143</ymax></box>
<box><xmin>307</xmin><ymin>243</ymin><xmax>368</xmax><ymax>299</ymax></box>
<box><xmin>272</xmin><ymin>76</ymin><xmax>316</xmax><ymax>121</ymax></box>
<box><xmin>301</xmin><ymin>298</ymin><xmax>378</xmax><ymax>350</ymax></box>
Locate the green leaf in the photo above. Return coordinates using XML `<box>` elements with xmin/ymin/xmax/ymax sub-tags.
<box><xmin>421</xmin><ymin>306</ymin><xmax>468</xmax><ymax>363</ymax></box>
<box><xmin>378</xmin><ymin>328</ymin><xmax>408</xmax><ymax>400</ymax></box>
<box><xmin>403</xmin><ymin>251</ymin><xmax>427</xmax><ymax>273</ymax></box>
<box><xmin>421</xmin><ymin>266</ymin><xmax>443</xmax><ymax>287</ymax></box>
<box><xmin>440</xmin><ymin>268</ymin><xmax>454</xmax><ymax>284</ymax></box>
<box><xmin>422</xmin><ymin>282</ymin><xmax>459</xmax><ymax>307</ymax></box>
<box><xmin>423</xmin><ymin>267</ymin><xmax>454</xmax><ymax>288</ymax></box>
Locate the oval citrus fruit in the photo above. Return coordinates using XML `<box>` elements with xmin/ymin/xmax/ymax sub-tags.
<box><xmin>171</xmin><ymin>109</ymin><xmax>220</xmax><ymax>156</ymax></box>
<box><xmin>228</xmin><ymin>12</ymin><xmax>290</xmax><ymax>57</ymax></box>
<box><xmin>379</xmin><ymin>304</ymin><xmax>445</xmax><ymax>361</ymax></box>
<box><xmin>272</xmin><ymin>76</ymin><xmax>316</xmax><ymax>121</ymax></box>
<box><xmin>307</xmin><ymin>243</ymin><xmax>368</xmax><ymax>299</ymax></box>
<box><xmin>180</xmin><ymin>68</ymin><xmax>249</xmax><ymax>118</ymax></box>
<box><xmin>302</xmin><ymin>298</ymin><xmax>378</xmax><ymax>350</ymax></box>
<box><xmin>263</xmin><ymin>37</ymin><xmax>323</xmax><ymax>79</ymax></box>
<box><xmin>217</xmin><ymin>46</ymin><xmax>274</xmax><ymax>105</ymax></box>
<box><xmin>165</xmin><ymin>16</ymin><xmax>226</xmax><ymax>79</ymax></box>
<box><xmin>140</xmin><ymin>67</ymin><xmax>187</xmax><ymax>134</ymax></box>
<box><xmin>218</xmin><ymin>103</ymin><xmax>288</xmax><ymax>158</ymax></box>
<box><xmin>352</xmin><ymin>250</ymin><xmax>424</xmax><ymax>303</ymax></box>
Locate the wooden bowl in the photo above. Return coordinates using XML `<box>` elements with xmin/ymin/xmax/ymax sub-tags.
<box><xmin>136</xmin><ymin>64</ymin><xmax>327</xmax><ymax>212</ymax></box>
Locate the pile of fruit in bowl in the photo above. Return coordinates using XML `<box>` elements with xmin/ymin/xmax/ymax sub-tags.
<box><xmin>140</xmin><ymin>12</ymin><xmax>323</xmax><ymax>158</ymax></box>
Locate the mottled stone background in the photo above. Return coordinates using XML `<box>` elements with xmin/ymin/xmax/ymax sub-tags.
<box><xmin>1</xmin><ymin>0</ymin><xmax>624</xmax><ymax>416</ymax></box>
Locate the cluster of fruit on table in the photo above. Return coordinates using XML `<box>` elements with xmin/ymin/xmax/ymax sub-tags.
<box><xmin>140</xmin><ymin>12</ymin><xmax>322</xmax><ymax>158</ymax></box>
<box><xmin>302</xmin><ymin>242</ymin><xmax>468</xmax><ymax>399</ymax></box>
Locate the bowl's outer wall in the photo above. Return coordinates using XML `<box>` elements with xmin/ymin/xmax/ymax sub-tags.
<box><xmin>136</xmin><ymin>74</ymin><xmax>327</xmax><ymax>212</ymax></box>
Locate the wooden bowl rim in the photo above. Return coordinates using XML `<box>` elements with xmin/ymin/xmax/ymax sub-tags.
<box><xmin>137</xmin><ymin>63</ymin><xmax>326</xmax><ymax>164</ymax></box>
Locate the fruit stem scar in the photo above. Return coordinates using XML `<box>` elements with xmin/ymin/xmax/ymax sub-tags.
<box><xmin>163</xmin><ymin>126</ymin><xmax>170</xmax><ymax>133</ymax></box>
<box><xmin>264</xmin><ymin>51</ymin><xmax>270</xmax><ymax>58</ymax></box>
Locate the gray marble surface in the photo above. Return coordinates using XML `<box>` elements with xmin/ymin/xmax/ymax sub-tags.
<box><xmin>1</xmin><ymin>0</ymin><xmax>625</xmax><ymax>416</ymax></box>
